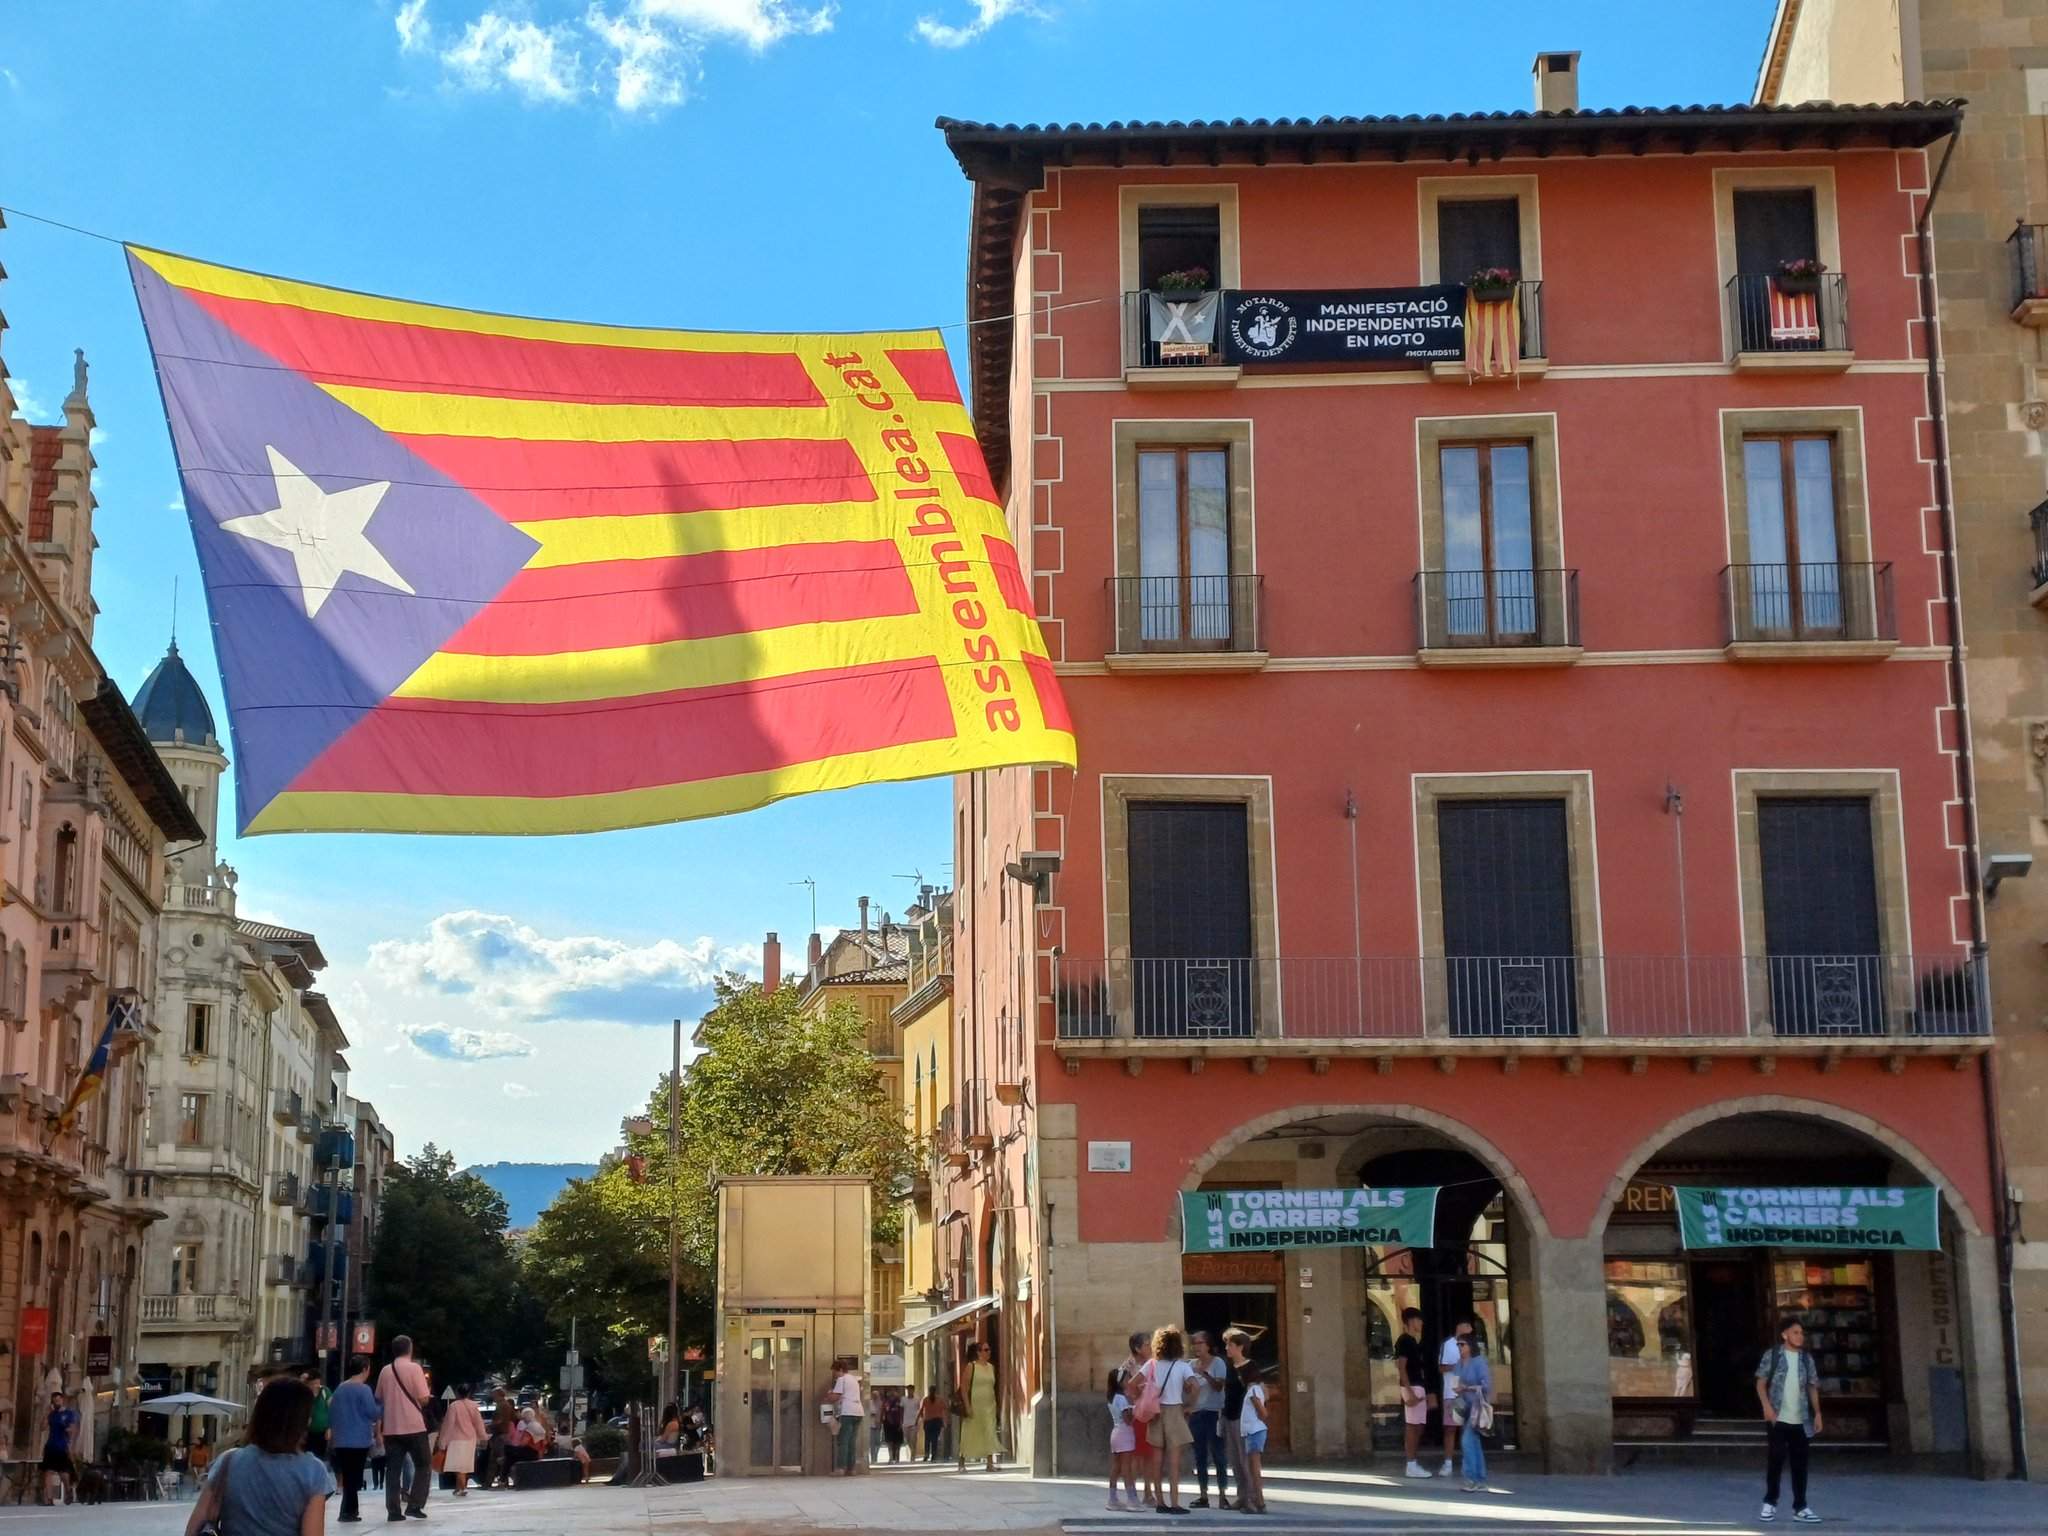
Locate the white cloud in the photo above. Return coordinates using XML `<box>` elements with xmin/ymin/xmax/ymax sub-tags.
<box><xmin>370</xmin><ymin>909</ymin><xmax>754</xmax><ymax>1024</ymax></box>
<box><xmin>5</xmin><ymin>378</ymin><xmax>46</xmax><ymax>422</ymax></box>
<box><xmin>406</xmin><ymin>0</ymin><xmax>827</xmax><ymax>115</ymax></box>
<box><xmin>502</xmin><ymin>1081</ymin><xmax>539</xmax><ymax>1099</ymax></box>
<box><xmin>633</xmin><ymin>0</ymin><xmax>832</xmax><ymax>50</ymax></box>
<box><xmin>914</xmin><ymin>0</ymin><xmax>1033</xmax><ymax>48</ymax></box>
<box><xmin>88</xmin><ymin>426</ymin><xmax>107</xmax><ymax>448</ymax></box>
<box><xmin>442</xmin><ymin>11</ymin><xmax>586</xmax><ymax>103</ymax></box>
<box><xmin>401</xmin><ymin>1021</ymin><xmax>537</xmax><ymax>1061</ymax></box>
<box><xmin>396</xmin><ymin>0</ymin><xmax>433</xmax><ymax>51</ymax></box>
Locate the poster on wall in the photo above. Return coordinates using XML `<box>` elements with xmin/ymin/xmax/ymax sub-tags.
<box><xmin>1673</xmin><ymin>1186</ymin><xmax>1942</xmax><ymax>1251</ymax></box>
<box><xmin>1180</xmin><ymin>1187</ymin><xmax>1440</xmax><ymax>1254</ymax></box>
<box><xmin>1218</xmin><ymin>286</ymin><xmax>1465</xmax><ymax>365</ymax></box>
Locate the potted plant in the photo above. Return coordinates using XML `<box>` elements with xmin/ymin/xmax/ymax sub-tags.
<box><xmin>1776</xmin><ymin>257</ymin><xmax>1826</xmax><ymax>295</ymax></box>
<box><xmin>1468</xmin><ymin>265</ymin><xmax>1518</xmax><ymax>301</ymax></box>
<box><xmin>1153</xmin><ymin>266</ymin><xmax>1214</xmax><ymax>297</ymax></box>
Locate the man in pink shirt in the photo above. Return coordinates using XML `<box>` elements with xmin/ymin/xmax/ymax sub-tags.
<box><xmin>376</xmin><ymin>1335</ymin><xmax>434</xmax><ymax>1521</ymax></box>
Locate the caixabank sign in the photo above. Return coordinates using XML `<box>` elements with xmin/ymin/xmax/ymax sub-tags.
<box><xmin>1220</xmin><ymin>285</ymin><xmax>1465</xmax><ymax>365</ymax></box>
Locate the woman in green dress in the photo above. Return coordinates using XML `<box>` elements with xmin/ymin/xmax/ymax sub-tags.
<box><xmin>955</xmin><ymin>1341</ymin><xmax>1000</xmax><ymax>1471</ymax></box>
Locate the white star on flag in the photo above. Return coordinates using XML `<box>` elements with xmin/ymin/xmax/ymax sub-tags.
<box><xmin>221</xmin><ymin>445</ymin><xmax>415</xmax><ymax>618</ymax></box>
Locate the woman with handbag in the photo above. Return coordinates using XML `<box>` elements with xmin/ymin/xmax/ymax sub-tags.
<box><xmin>1453</xmin><ymin>1335</ymin><xmax>1494</xmax><ymax>1493</ymax></box>
<box><xmin>954</xmin><ymin>1341</ymin><xmax>1000</xmax><ymax>1471</ymax></box>
<box><xmin>1134</xmin><ymin>1325</ymin><xmax>1197</xmax><ymax>1514</ymax></box>
<box><xmin>184</xmin><ymin>1376</ymin><xmax>329</xmax><ymax>1536</ymax></box>
<box><xmin>438</xmin><ymin>1386</ymin><xmax>486</xmax><ymax>1497</ymax></box>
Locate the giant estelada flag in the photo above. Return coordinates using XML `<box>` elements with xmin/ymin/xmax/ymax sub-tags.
<box><xmin>127</xmin><ymin>248</ymin><xmax>1074</xmax><ymax>835</ymax></box>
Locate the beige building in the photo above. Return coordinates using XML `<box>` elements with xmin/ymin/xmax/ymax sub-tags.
<box><xmin>0</xmin><ymin>229</ymin><xmax>204</xmax><ymax>1456</ymax></box>
<box><xmin>892</xmin><ymin>893</ymin><xmax>954</xmax><ymax>1382</ymax></box>
<box><xmin>1760</xmin><ymin>0</ymin><xmax>2047</xmax><ymax>1477</ymax></box>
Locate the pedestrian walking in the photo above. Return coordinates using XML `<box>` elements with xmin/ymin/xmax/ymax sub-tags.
<box><xmin>1105</xmin><ymin>1369</ymin><xmax>1139</xmax><ymax>1511</ymax></box>
<box><xmin>329</xmin><ymin>1354</ymin><xmax>382</xmax><ymax>1524</ymax></box>
<box><xmin>917</xmin><ymin>1386</ymin><xmax>945</xmax><ymax>1462</ymax></box>
<box><xmin>1756</xmin><ymin>1314</ymin><xmax>1824</xmax><ymax>1524</ymax></box>
<box><xmin>374</xmin><ymin>1334</ymin><xmax>435</xmax><ymax>1521</ymax></box>
<box><xmin>188</xmin><ymin>1436</ymin><xmax>214</xmax><ymax>1498</ymax></box>
<box><xmin>439</xmin><ymin>1386</ymin><xmax>485</xmax><ymax>1496</ymax></box>
<box><xmin>1437</xmin><ymin>1315</ymin><xmax>1473</xmax><ymax>1477</ymax></box>
<box><xmin>39</xmin><ymin>1391</ymin><xmax>78</xmax><ymax>1506</ymax></box>
<box><xmin>1237</xmin><ymin>1363</ymin><xmax>1269</xmax><ymax>1515</ymax></box>
<box><xmin>304</xmin><ymin>1371</ymin><xmax>334</xmax><ymax>1461</ymax></box>
<box><xmin>368</xmin><ymin>1441</ymin><xmax>386</xmax><ymax>1491</ymax></box>
<box><xmin>879</xmin><ymin>1387</ymin><xmax>905</xmax><ymax>1463</ymax></box>
<box><xmin>954</xmin><ymin>1341</ymin><xmax>999</xmax><ymax>1471</ymax></box>
<box><xmin>1220</xmin><ymin>1329</ymin><xmax>1255</xmax><ymax>1512</ymax></box>
<box><xmin>183</xmin><ymin>1376</ymin><xmax>329</xmax><ymax>1536</ymax></box>
<box><xmin>1454</xmin><ymin>1335</ymin><xmax>1493</xmax><ymax>1492</ymax></box>
<box><xmin>1116</xmin><ymin>1330</ymin><xmax>1158</xmax><ymax>1507</ymax></box>
<box><xmin>825</xmin><ymin>1358</ymin><xmax>865</xmax><ymax>1476</ymax></box>
<box><xmin>1187</xmin><ymin>1330</ymin><xmax>1230</xmax><ymax>1508</ymax></box>
<box><xmin>1134</xmin><ymin>1325</ymin><xmax>1198</xmax><ymax>1514</ymax></box>
<box><xmin>1395</xmin><ymin>1307</ymin><xmax>1432</xmax><ymax>1478</ymax></box>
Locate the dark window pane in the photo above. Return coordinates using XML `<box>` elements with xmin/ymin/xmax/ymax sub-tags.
<box><xmin>1439</xmin><ymin>199</ymin><xmax>1521</xmax><ymax>281</ymax></box>
<box><xmin>1733</xmin><ymin>189</ymin><xmax>1819</xmax><ymax>273</ymax></box>
<box><xmin>1138</xmin><ymin>205</ymin><xmax>1222</xmax><ymax>289</ymax></box>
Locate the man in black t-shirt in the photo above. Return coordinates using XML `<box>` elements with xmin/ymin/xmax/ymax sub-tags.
<box><xmin>1394</xmin><ymin>1308</ymin><xmax>1431</xmax><ymax>1478</ymax></box>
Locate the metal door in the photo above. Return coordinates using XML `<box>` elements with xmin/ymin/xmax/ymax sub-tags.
<box><xmin>743</xmin><ymin>1331</ymin><xmax>807</xmax><ymax>1473</ymax></box>
<box><xmin>1128</xmin><ymin>801</ymin><xmax>1254</xmax><ymax>1036</ymax></box>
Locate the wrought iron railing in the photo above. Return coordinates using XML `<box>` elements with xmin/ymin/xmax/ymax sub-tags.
<box><xmin>1722</xmin><ymin>561</ymin><xmax>1894</xmax><ymax>644</ymax></box>
<box><xmin>271</xmin><ymin>1088</ymin><xmax>302</xmax><ymax>1125</ymax></box>
<box><xmin>1123</xmin><ymin>289</ymin><xmax>1225</xmax><ymax>370</ymax></box>
<box><xmin>270</xmin><ymin>1171</ymin><xmax>298</xmax><ymax>1206</ymax></box>
<box><xmin>1415</xmin><ymin>568</ymin><xmax>1578</xmax><ymax>650</ymax></box>
<box><xmin>2011</xmin><ymin>223</ymin><xmax>2048</xmax><ymax>309</ymax></box>
<box><xmin>1726</xmin><ymin>272</ymin><xmax>1850</xmax><ymax>355</ymax></box>
<box><xmin>1049</xmin><ymin>952</ymin><xmax>1986</xmax><ymax>1041</ymax></box>
<box><xmin>1108</xmin><ymin>574</ymin><xmax>1262</xmax><ymax>654</ymax></box>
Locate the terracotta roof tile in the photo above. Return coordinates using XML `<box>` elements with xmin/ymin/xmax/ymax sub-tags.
<box><xmin>27</xmin><ymin>427</ymin><xmax>60</xmax><ymax>543</ymax></box>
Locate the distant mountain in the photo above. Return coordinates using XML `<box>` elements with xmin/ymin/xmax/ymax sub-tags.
<box><xmin>467</xmin><ymin>1161</ymin><xmax>599</xmax><ymax>1228</ymax></box>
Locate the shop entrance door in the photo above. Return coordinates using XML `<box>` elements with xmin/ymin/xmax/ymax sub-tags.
<box><xmin>742</xmin><ymin>1330</ymin><xmax>809</xmax><ymax>1474</ymax></box>
<box><xmin>1182</xmin><ymin>1252</ymin><xmax>1290</xmax><ymax>1454</ymax></box>
<box><xmin>1690</xmin><ymin>1257</ymin><xmax>1765</xmax><ymax>1416</ymax></box>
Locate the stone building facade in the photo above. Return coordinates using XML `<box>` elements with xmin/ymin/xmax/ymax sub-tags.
<box><xmin>0</xmin><ymin>225</ymin><xmax>203</xmax><ymax>1456</ymax></box>
<box><xmin>1760</xmin><ymin>0</ymin><xmax>2048</xmax><ymax>1478</ymax></box>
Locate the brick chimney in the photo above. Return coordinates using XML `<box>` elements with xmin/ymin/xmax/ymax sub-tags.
<box><xmin>807</xmin><ymin>931</ymin><xmax>823</xmax><ymax>971</ymax></box>
<box><xmin>1533</xmin><ymin>51</ymin><xmax>1580</xmax><ymax>112</ymax></box>
<box><xmin>762</xmin><ymin>931</ymin><xmax>781</xmax><ymax>994</ymax></box>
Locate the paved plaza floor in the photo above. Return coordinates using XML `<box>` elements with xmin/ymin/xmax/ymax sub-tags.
<box><xmin>3</xmin><ymin>1462</ymin><xmax>2041</xmax><ymax>1534</ymax></box>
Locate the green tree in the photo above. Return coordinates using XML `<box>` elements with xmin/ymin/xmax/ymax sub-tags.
<box><xmin>663</xmin><ymin>975</ymin><xmax>917</xmax><ymax>1266</ymax></box>
<box><xmin>367</xmin><ymin>1144</ymin><xmax>519</xmax><ymax>1385</ymax></box>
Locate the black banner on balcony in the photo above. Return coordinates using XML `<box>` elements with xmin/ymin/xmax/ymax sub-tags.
<box><xmin>1219</xmin><ymin>286</ymin><xmax>1464</xmax><ymax>365</ymax></box>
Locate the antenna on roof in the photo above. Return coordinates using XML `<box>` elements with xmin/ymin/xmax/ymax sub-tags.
<box><xmin>789</xmin><ymin>876</ymin><xmax>817</xmax><ymax>936</ymax></box>
<box><xmin>170</xmin><ymin>575</ymin><xmax>178</xmax><ymax>652</ymax></box>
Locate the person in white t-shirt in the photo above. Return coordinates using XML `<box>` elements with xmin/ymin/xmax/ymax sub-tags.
<box><xmin>823</xmin><ymin>1360</ymin><xmax>865</xmax><ymax>1476</ymax></box>
<box><xmin>1438</xmin><ymin>1317</ymin><xmax>1473</xmax><ymax>1477</ymax></box>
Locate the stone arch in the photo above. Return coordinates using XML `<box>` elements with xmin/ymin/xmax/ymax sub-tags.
<box><xmin>1176</xmin><ymin>1100</ymin><xmax>1554</xmax><ymax>1243</ymax></box>
<box><xmin>1591</xmin><ymin>1093</ymin><xmax>1985</xmax><ymax>1239</ymax></box>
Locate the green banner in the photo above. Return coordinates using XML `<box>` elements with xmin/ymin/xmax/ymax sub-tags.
<box><xmin>1180</xmin><ymin>1187</ymin><xmax>1439</xmax><ymax>1255</ymax></box>
<box><xmin>1673</xmin><ymin>1186</ymin><xmax>1941</xmax><ymax>1251</ymax></box>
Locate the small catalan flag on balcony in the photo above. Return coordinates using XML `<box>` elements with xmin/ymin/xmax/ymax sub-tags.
<box><xmin>52</xmin><ymin>991</ymin><xmax>144</xmax><ymax>1142</ymax></box>
<box><xmin>126</xmin><ymin>248</ymin><xmax>1074</xmax><ymax>835</ymax></box>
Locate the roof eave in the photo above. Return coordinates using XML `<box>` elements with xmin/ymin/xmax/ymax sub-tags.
<box><xmin>79</xmin><ymin>679</ymin><xmax>206</xmax><ymax>844</ymax></box>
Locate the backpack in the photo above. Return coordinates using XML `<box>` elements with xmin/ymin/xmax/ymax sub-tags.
<box><xmin>1133</xmin><ymin>1359</ymin><xmax>1176</xmax><ymax>1425</ymax></box>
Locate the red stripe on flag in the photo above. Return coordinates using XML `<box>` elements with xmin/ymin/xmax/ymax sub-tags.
<box><xmin>292</xmin><ymin>660</ymin><xmax>958</xmax><ymax>799</ymax></box>
<box><xmin>392</xmin><ymin>434</ymin><xmax>876</xmax><ymax>521</ymax></box>
<box><xmin>183</xmin><ymin>287</ymin><xmax>826</xmax><ymax>407</ymax></box>
<box><xmin>440</xmin><ymin>542</ymin><xmax>918</xmax><ymax>655</ymax></box>
<box><xmin>983</xmin><ymin>534</ymin><xmax>1032</xmax><ymax>616</ymax></box>
<box><xmin>939</xmin><ymin>431</ymin><xmax>999</xmax><ymax>507</ymax></box>
<box><xmin>886</xmin><ymin>347</ymin><xmax>963</xmax><ymax>406</ymax></box>
<box><xmin>1020</xmin><ymin>652</ymin><xmax>1071</xmax><ymax>736</ymax></box>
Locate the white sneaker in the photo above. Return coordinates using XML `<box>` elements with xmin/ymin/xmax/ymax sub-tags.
<box><xmin>1760</xmin><ymin>1503</ymin><xmax>1776</xmax><ymax>1522</ymax></box>
<box><xmin>1792</xmin><ymin>1510</ymin><xmax>1820</xmax><ymax>1524</ymax></box>
<box><xmin>1404</xmin><ymin>1460</ymin><xmax>1432</xmax><ymax>1479</ymax></box>
<box><xmin>1438</xmin><ymin>1459</ymin><xmax>1453</xmax><ymax>1477</ymax></box>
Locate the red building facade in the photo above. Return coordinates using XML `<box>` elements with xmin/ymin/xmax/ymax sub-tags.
<box><xmin>942</xmin><ymin>80</ymin><xmax>2016</xmax><ymax>1478</ymax></box>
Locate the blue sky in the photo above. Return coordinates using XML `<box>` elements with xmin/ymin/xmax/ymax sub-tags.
<box><xmin>0</xmin><ymin>0</ymin><xmax>1775</xmax><ymax>1160</ymax></box>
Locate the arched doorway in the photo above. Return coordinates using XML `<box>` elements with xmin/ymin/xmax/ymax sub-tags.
<box><xmin>1593</xmin><ymin>1100</ymin><xmax>1988</xmax><ymax>1466</ymax></box>
<box><xmin>1178</xmin><ymin>1105</ymin><xmax>1546</xmax><ymax>1463</ymax></box>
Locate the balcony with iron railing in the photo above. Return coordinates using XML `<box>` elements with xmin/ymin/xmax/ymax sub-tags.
<box><xmin>1121</xmin><ymin>289</ymin><xmax>1233</xmax><ymax>379</ymax></box>
<box><xmin>1726</xmin><ymin>272</ymin><xmax>1851</xmax><ymax>369</ymax></box>
<box><xmin>1049</xmin><ymin>952</ymin><xmax>1988</xmax><ymax>1053</ymax></box>
<box><xmin>2010</xmin><ymin>222</ymin><xmax>2048</xmax><ymax>325</ymax></box>
<box><xmin>263</xmin><ymin>1253</ymin><xmax>297</xmax><ymax>1287</ymax></box>
<box><xmin>1106</xmin><ymin>574</ymin><xmax>1265</xmax><ymax>670</ymax></box>
<box><xmin>1722</xmin><ymin>561</ymin><xmax>1896</xmax><ymax>659</ymax></box>
<box><xmin>271</xmin><ymin>1170</ymin><xmax>299</xmax><ymax>1207</ymax></box>
<box><xmin>1415</xmin><ymin>568</ymin><xmax>1580</xmax><ymax>664</ymax></box>
<box><xmin>272</xmin><ymin>1088</ymin><xmax>302</xmax><ymax>1125</ymax></box>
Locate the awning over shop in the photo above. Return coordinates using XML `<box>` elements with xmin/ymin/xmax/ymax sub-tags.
<box><xmin>892</xmin><ymin>1295</ymin><xmax>996</xmax><ymax>1344</ymax></box>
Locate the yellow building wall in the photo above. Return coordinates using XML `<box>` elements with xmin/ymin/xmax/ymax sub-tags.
<box><xmin>897</xmin><ymin>987</ymin><xmax>952</xmax><ymax>1300</ymax></box>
